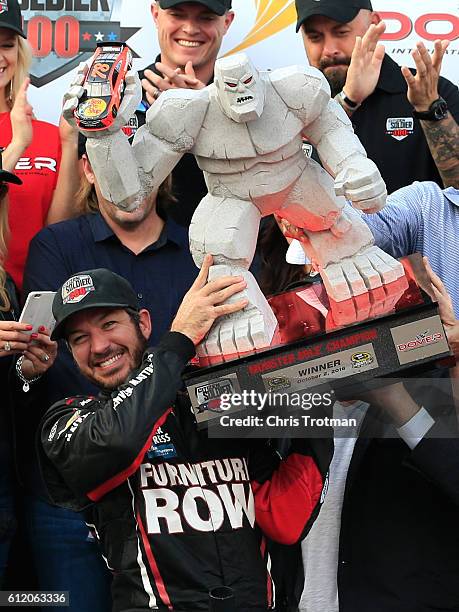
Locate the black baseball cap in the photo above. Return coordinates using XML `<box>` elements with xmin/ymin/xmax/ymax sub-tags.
<box><xmin>0</xmin><ymin>0</ymin><xmax>26</xmax><ymax>38</ymax></box>
<box><xmin>158</xmin><ymin>0</ymin><xmax>232</xmax><ymax>16</ymax></box>
<box><xmin>295</xmin><ymin>0</ymin><xmax>373</xmax><ymax>32</ymax></box>
<box><xmin>0</xmin><ymin>149</ymin><xmax>22</xmax><ymax>185</ymax></box>
<box><xmin>52</xmin><ymin>269</ymin><xmax>139</xmax><ymax>340</ymax></box>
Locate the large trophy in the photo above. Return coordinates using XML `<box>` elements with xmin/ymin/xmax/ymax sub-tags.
<box><xmin>68</xmin><ymin>51</ymin><xmax>451</xmax><ymax>429</ymax></box>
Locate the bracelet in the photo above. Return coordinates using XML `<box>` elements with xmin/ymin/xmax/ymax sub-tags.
<box><xmin>336</xmin><ymin>89</ymin><xmax>361</xmax><ymax>113</ymax></box>
<box><xmin>15</xmin><ymin>355</ymin><xmax>42</xmax><ymax>392</ymax></box>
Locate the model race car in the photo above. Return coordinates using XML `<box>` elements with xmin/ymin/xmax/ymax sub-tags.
<box><xmin>75</xmin><ymin>42</ymin><xmax>133</xmax><ymax>131</ymax></box>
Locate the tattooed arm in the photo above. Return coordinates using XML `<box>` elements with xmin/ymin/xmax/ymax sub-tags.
<box><xmin>401</xmin><ymin>40</ymin><xmax>459</xmax><ymax>188</ymax></box>
<box><xmin>419</xmin><ymin>114</ymin><xmax>459</xmax><ymax>188</ymax></box>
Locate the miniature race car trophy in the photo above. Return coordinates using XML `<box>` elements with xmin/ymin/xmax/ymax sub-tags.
<box><xmin>64</xmin><ymin>53</ymin><xmax>450</xmax><ymax>427</ymax></box>
<box><xmin>74</xmin><ymin>42</ymin><xmax>133</xmax><ymax>132</ymax></box>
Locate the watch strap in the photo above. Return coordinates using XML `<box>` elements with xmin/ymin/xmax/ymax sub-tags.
<box><xmin>336</xmin><ymin>90</ymin><xmax>361</xmax><ymax>113</ymax></box>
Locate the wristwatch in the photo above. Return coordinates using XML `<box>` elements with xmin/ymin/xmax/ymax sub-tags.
<box><xmin>336</xmin><ymin>90</ymin><xmax>361</xmax><ymax>113</ymax></box>
<box><xmin>413</xmin><ymin>97</ymin><xmax>448</xmax><ymax>121</ymax></box>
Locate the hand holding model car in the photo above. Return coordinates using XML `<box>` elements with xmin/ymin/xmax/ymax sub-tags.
<box><xmin>63</xmin><ymin>42</ymin><xmax>141</xmax><ymax>137</ymax></box>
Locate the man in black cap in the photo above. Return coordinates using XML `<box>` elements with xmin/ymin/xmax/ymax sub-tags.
<box><xmin>295</xmin><ymin>0</ymin><xmax>459</xmax><ymax>193</ymax></box>
<box><xmin>143</xmin><ymin>1</ymin><xmax>233</xmax><ymax>100</ymax></box>
<box><xmin>38</xmin><ymin>262</ymin><xmax>332</xmax><ymax>612</ymax></box>
<box><xmin>139</xmin><ymin>1</ymin><xmax>234</xmax><ymax>226</ymax></box>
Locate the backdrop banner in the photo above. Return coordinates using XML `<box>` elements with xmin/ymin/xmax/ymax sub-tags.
<box><xmin>20</xmin><ymin>0</ymin><xmax>459</xmax><ymax>125</ymax></box>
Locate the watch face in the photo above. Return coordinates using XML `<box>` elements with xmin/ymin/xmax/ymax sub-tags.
<box><xmin>434</xmin><ymin>99</ymin><xmax>448</xmax><ymax>120</ymax></box>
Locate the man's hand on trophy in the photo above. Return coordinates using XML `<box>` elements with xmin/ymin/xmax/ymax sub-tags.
<box><xmin>424</xmin><ymin>256</ymin><xmax>459</xmax><ymax>361</ymax></box>
<box><xmin>334</xmin><ymin>157</ymin><xmax>387</xmax><ymax>214</ymax></box>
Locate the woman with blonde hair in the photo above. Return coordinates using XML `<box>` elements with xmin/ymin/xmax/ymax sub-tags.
<box><xmin>0</xmin><ymin>157</ymin><xmax>56</xmax><ymax>587</ymax></box>
<box><xmin>0</xmin><ymin>0</ymin><xmax>78</xmax><ymax>289</ymax></box>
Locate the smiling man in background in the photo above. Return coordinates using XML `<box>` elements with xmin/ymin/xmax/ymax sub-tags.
<box><xmin>140</xmin><ymin>1</ymin><xmax>235</xmax><ymax>226</ymax></box>
<box><xmin>295</xmin><ymin>0</ymin><xmax>459</xmax><ymax>192</ymax></box>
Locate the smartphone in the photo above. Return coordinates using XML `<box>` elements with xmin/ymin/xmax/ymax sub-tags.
<box><xmin>19</xmin><ymin>291</ymin><xmax>56</xmax><ymax>336</ymax></box>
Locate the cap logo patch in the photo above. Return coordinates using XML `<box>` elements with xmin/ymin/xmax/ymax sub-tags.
<box><xmin>62</xmin><ymin>274</ymin><xmax>95</xmax><ymax>304</ymax></box>
<box><xmin>386</xmin><ymin>117</ymin><xmax>414</xmax><ymax>141</ymax></box>
<box><xmin>0</xmin><ymin>0</ymin><xmax>8</xmax><ymax>15</ymax></box>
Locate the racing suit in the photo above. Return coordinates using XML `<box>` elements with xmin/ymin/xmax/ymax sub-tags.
<box><xmin>38</xmin><ymin>332</ymin><xmax>332</xmax><ymax>612</ymax></box>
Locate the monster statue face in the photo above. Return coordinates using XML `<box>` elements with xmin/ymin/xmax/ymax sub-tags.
<box><xmin>214</xmin><ymin>53</ymin><xmax>265</xmax><ymax>123</ymax></box>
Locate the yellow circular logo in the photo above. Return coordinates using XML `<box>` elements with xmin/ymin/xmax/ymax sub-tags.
<box><xmin>80</xmin><ymin>98</ymin><xmax>107</xmax><ymax>118</ymax></box>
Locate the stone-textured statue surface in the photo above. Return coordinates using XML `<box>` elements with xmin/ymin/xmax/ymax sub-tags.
<box><xmin>66</xmin><ymin>53</ymin><xmax>404</xmax><ymax>360</ymax></box>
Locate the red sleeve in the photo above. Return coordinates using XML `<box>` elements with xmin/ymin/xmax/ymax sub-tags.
<box><xmin>252</xmin><ymin>453</ymin><xmax>326</xmax><ymax>545</ymax></box>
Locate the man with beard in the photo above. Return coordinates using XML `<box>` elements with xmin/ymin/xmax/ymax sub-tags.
<box><xmin>295</xmin><ymin>0</ymin><xmax>459</xmax><ymax>192</ymax></box>
<box><xmin>18</xmin><ymin>153</ymin><xmax>198</xmax><ymax>611</ymax></box>
<box><xmin>38</xmin><ymin>265</ymin><xmax>332</xmax><ymax>612</ymax></box>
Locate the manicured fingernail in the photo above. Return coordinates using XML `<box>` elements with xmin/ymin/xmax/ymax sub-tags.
<box><xmin>26</xmin><ymin>325</ymin><xmax>33</xmax><ymax>330</ymax></box>
<box><xmin>38</xmin><ymin>326</ymin><xmax>45</xmax><ymax>332</ymax></box>
<box><xmin>31</xmin><ymin>333</ymin><xmax>38</xmax><ymax>339</ymax></box>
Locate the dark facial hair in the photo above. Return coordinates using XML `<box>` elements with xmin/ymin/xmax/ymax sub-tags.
<box><xmin>319</xmin><ymin>55</ymin><xmax>351</xmax><ymax>98</ymax></box>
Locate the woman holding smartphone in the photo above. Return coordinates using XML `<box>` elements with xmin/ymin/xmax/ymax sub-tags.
<box><xmin>0</xmin><ymin>159</ymin><xmax>56</xmax><ymax>587</ymax></box>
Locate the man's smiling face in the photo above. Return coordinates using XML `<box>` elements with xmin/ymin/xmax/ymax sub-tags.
<box><xmin>67</xmin><ymin>308</ymin><xmax>150</xmax><ymax>390</ymax></box>
<box><xmin>152</xmin><ymin>2</ymin><xmax>234</xmax><ymax>75</ymax></box>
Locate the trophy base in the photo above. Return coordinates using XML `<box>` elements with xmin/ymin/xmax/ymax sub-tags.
<box><xmin>184</xmin><ymin>255</ymin><xmax>453</xmax><ymax>429</ymax></box>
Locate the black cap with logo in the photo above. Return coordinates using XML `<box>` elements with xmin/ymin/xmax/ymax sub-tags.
<box><xmin>158</xmin><ymin>0</ymin><xmax>232</xmax><ymax>16</ymax></box>
<box><xmin>0</xmin><ymin>0</ymin><xmax>26</xmax><ymax>38</ymax></box>
<box><xmin>295</xmin><ymin>0</ymin><xmax>373</xmax><ymax>32</ymax></box>
<box><xmin>52</xmin><ymin>269</ymin><xmax>139</xmax><ymax>340</ymax></box>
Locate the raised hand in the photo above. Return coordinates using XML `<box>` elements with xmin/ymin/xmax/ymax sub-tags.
<box><xmin>10</xmin><ymin>78</ymin><xmax>33</xmax><ymax>152</ymax></box>
<box><xmin>401</xmin><ymin>40</ymin><xmax>449</xmax><ymax>112</ymax></box>
<box><xmin>142</xmin><ymin>61</ymin><xmax>206</xmax><ymax>105</ymax></box>
<box><xmin>343</xmin><ymin>21</ymin><xmax>386</xmax><ymax>106</ymax></box>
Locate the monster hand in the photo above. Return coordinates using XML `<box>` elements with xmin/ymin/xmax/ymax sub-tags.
<box><xmin>334</xmin><ymin>156</ymin><xmax>387</xmax><ymax>214</ymax></box>
<box><xmin>62</xmin><ymin>62</ymin><xmax>142</xmax><ymax>138</ymax></box>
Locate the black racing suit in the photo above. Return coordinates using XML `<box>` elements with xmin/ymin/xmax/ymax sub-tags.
<box><xmin>38</xmin><ymin>332</ymin><xmax>332</xmax><ymax>612</ymax></box>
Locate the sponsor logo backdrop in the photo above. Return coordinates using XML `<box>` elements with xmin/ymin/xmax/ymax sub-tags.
<box><xmin>23</xmin><ymin>0</ymin><xmax>458</xmax><ymax>124</ymax></box>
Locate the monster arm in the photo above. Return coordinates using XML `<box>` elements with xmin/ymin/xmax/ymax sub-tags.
<box><xmin>273</xmin><ymin>65</ymin><xmax>386</xmax><ymax>213</ymax></box>
<box><xmin>303</xmin><ymin>98</ymin><xmax>366</xmax><ymax>176</ymax></box>
<box><xmin>86</xmin><ymin>89</ymin><xmax>210</xmax><ymax>212</ymax></box>
<box><xmin>85</xmin><ymin>124</ymin><xmax>188</xmax><ymax>212</ymax></box>
<box><xmin>303</xmin><ymin>99</ymin><xmax>386</xmax><ymax>213</ymax></box>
